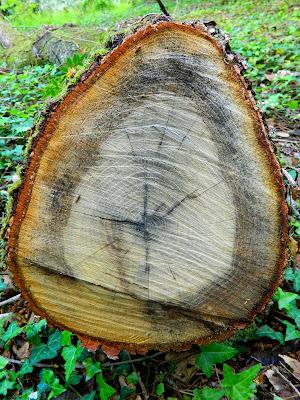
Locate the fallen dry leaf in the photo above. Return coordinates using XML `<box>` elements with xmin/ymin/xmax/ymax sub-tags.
<box><xmin>165</xmin><ymin>351</ymin><xmax>197</xmax><ymax>383</ymax></box>
<box><xmin>101</xmin><ymin>344</ymin><xmax>120</xmax><ymax>360</ymax></box>
<box><xmin>265</xmin><ymin>369</ymin><xmax>284</xmax><ymax>392</ymax></box>
<box><xmin>279</xmin><ymin>355</ymin><xmax>300</xmax><ymax>381</ymax></box>
<box><xmin>289</xmin><ymin>238</ymin><xmax>299</xmax><ymax>258</ymax></box>
<box><xmin>13</xmin><ymin>341</ymin><xmax>30</xmax><ymax>360</ymax></box>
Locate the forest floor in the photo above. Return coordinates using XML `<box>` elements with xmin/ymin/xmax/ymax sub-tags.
<box><xmin>0</xmin><ymin>0</ymin><xmax>299</xmax><ymax>399</ymax></box>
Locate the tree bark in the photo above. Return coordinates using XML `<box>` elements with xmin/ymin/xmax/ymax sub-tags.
<box><xmin>5</xmin><ymin>18</ymin><xmax>288</xmax><ymax>352</ymax></box>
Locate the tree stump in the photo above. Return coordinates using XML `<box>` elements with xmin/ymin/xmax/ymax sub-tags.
<box><xmin>5</xmin><ymin>20</ymin><xmax>288</xmax><ymax>352</ymax></box>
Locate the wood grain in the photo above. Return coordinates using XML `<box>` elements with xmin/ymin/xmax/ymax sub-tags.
<box><xmin>6</xmin><ymin>21</ymin><xmax>288</xmax><ymax>351</ymax></box>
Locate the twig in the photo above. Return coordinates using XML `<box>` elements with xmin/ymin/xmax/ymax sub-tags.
<box><xmin>126</xmin><ymin>351</ymin><xmax>149</xmax><ymax>400</ymax></box>
<box><xmin>0</xmin><ymin>294</ymin><xmax>21</xmax><ymax>307</ymax></box>
<box><xmin>179</xmin><ymin>389</ymin><xmax>194</xmax><ymax>395</ymax></box>
<box><xmin>155</xmin><ymin>0</ymin><xmax>170</xmax><ymax>16</ymax></box>
<box><xmin>102</xmin><ymin>351</ymin><xmax>164</xmax><ymax>367</ymax></box>
<box><xmin>7</xmin><ymin>358</ymin><xmax>68</xmax><ymax>368</ymax></box>
<box><xmin>273</xmin><ymin>366</ymin><xmax>300</xmax><ymax>397</ymax></box>
<box><xmin>215</xmin><ymin>365</ymin><xmax>221</xmax><ymax>385</ymax></box>
<box><xmin>5</xmin><ymin>351</ymin><xmax>164</xmax><ymax>370</ymax></box>
<box><xmin>279</xmin><ymin>361</ymin><xmax>300</xmax><ymax>383</ymax></box>
<box><xmin>57</xmin><ymin>371</ymin><xmax>82</xmax><ymax>397</ymax></box>
<box><xmin>0</xmin><ymin>137</ymin><xmax>24</xmax><ymax>140</ymax></box>
<box><xmin>0</xmin><ymin>312</ymin><xmax>13</xmax><ymax>319</ymax></box>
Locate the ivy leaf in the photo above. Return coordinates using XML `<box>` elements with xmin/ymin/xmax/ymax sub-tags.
<box><xmin>193</xmin><ymin>388</ymin><xmax>201</xmax><ymax>400</ymax></box>
<box><xmin>0</xmin><ymin>278</ymin><xmax>8</xmax><ymax>291</ymax></box>
<box><xmin>276</xmin><ymin>288</ymin><xmax>299</xmax><ymax>310</ymax></box>
<box><xmin>41</xmin><ymin>369</ymin><xmax>66</xmax><ymax>400</ymax></box>
<box><xmin>47</xmin><ymin>330</ymin><xmax>62</xmax><ymax>352</ymax></box>
<box><xmin>256</xmin><ymin>325</ymin><xmax>285</xmax><ymax>344</ymax></box>
<box><xmin>127</xmin><ymin>372</ymin><xmax>139</xmax><ymax>385</ymax></box>
<box><xmin>292</xmin><ymin>270</ymin><xmax>300</xmax><ymax>292</ymax></box>
<box><xmin>25</xmin><ymin>319</ymin><xmax>46</xmax><ymax>340</ymax></box>
<box><xmin>286</xmin><ymin>302</ymin><xmax>300</xmax><ymax>329</ymax></box>
<box><xmin>96</xmin><ymin>372</ymin><xmax>116</xmax><ymax>400</ymax></box>
<box><xmin>60</xmin><ymin>330</ymin><xmax>72</xmax><ymax>346</ymax></box>
<box><xmin>2</xmin><ymin>321</ymin><xmax>23</xmax><ymax>342</ymax></box>
<box><xmin>196</xmin><ymin>343</ymin><xmax>239</xmax><ymax>378</ymax></box>
<box><xmin>68</xmin><ymin>371</ymin><xmax>82</xmax><ymax>385</ymax></box>
<box><xmin>61</xmin><ymin>342</ymin><xmax>83</xmax><ymax>382</ymax></box>
<box><xmin>156</xmin><ymin>382</ymin><xmax>165</xmax><ymax>396</ymax></box>
<box><xmin>280</xmin><ymin>320</ymin><xmax>300</xmax><ymax>341</ymax></box>
<box><xmin>83</xmin><ymin>357</ymin><xmax>102</xmax><ymax>381</ymax></box>
<box><xmin>0</xmin><ymin>356</ymin><xmax>8</xmax><ymax>369</ymax></box>
<box><xmin>11</xmin><ymin>117</ymin><xmax>34</xmax><ymax>133</ymax></box>
<box><xmin>193</xmin><ymin>386</ymin><xmax>224</xmax><ymax>400</ymax></box>
<box><xmin>19</xmin><ymin>359</ymin><xmax>34</xmax><ymax>376</ymax></box>
<box><xmin>284</xmin><ymin>267</ymin><xmax>295</xmax><ymax>282</ymax></box>
<box><xmin>30</xmin><ymin>343</ymin><xmax>55</xmax><ymax>366</ymax></box>
<box><xmin>0</xmin><ymin>371</ymin><xmax>6</xmax><ymax>380</ymax></box>
<box><xmin>221</xmin><ymin>363</ymin><xmax>261</xmax><ymax>400</ymax></box>
<box><xmin>0</xmin><ymin>378</ymin><xmax>14</xmax><ymax>395</ymax></box>
<box><xmin>30</xmin><ymin>330</ymin><xmax>62</xmax><ymax>365</ymax></box>
<box><xmin>120</xmin><ymin>386</ymin><xmax>136</xmax><ymax>400</ymax></box>
<box><xmin>284</xmin><ymin>269</ymin><xmax>300</xmax><ymax>292</ymax></box>
<box><xmin>81</xmin><ymin>391</ymin><xmax>96</xmax><ymax>400</ymax></box>
<box><xmin>15</xmin><ymin>388</ymin><xmax>37</xmax><ymax>400</ymax></box>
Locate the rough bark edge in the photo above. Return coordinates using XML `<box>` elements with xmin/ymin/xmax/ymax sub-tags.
<box><xmin>3</xmin><ymin>18</ymin><xmax>289</xmax><ymax>353</ymax></box>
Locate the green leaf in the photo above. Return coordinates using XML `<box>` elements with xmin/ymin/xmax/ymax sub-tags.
<box><xmin>82</xmin><ymin>391</ymin><xmax>96</xmax><ymax>400</ymax></box>
<box><xmin>284</xmin><ymin>267</ymin><xmax>294</xmax><ymax>282</ymax></box>
<box><xmin>12</xmin><ymin>117</ymin><xmax>34</xmax><ymax>133</ymax></box>
<box><xmin>15</xmin><ymin>388</ymin><xmax>36</xmax><ymax>400</ymax></box>
<box><xmin>196</xmin><ymin>343</ymin><xmax>239</xmax><ymax>378</ymax></box>
<box><xmin>292</xmin><ymin>270</ymin><xmax>300</xmax><ymax>292</ymax></box>
<box><xmin>61</xmin><ymin>342</ymin><xmax>83</xmax><ymax>382</ymax></box>
<box><xmin>115</xmin><ymin>363</ymin><xmax>131</xmax><ymax>376</ymax></box>
<box><xmin>30</xmin><ymin>330</ymin><xmax>62</xmax><ymax>365</ymax></box>
<box><xmin>19</xmin><ymin>359</ymin><xmax>33</xmax><ymax>376</ymax></box>
<box><xmin>281</xmin><ymin>320</ymin><xmax>300</xmax><ymax>341</ymax></box>
<box><xmin>83</xmin><ymin>357</ymin><xmax>102</xmax><ymax>381</ymax></box>
<box><xmin>0</xmin><ymin>372</ymin><xmax>6</xmax><ymax>380</ymax></box>
<box><xmin>41</xmin><ymin>369</ymin><xmax>66</xmax><ymax>400</ymax></box>
<box><xmin>2</xmin><ymin>321</ymin><xmax>23</xmax><ymax>342</ymax></box>
<box><xmin>47</xmin><ymin>330</ymin><xmax>62</xmax><ymax>351</ymax></box>
<box><xmin>193</xmin><ymin>390</ymin><xmax>201</xmax><ymax>400</ymax></box>
<box><xmin>0</xmin><ymin>356</ymin><xmax>8</xmax><ymax>369</ymax></box>
<box><xmin>221</xmin><ymin>363</ymin><xmax>261</xmax><ymax>400</ymax></box>
<box><xmin>30</xmin><ymin>343</ymin><xmax>54</xmax><ymax>366</ymax></box>
<box><xmin>127</xmin><ymin>371</ymin><xmax>139</xmax><ymax>385</ymax></box>
<box><xmin>285</xmin><ymin>302</ymin><xmax>300</xmax><ymax>328</ymax></box>
<box><xmin>96</xmin><ymin>372</ymin><xmax>116</xmax><ymax>400</ymax></box>
<box><xmin>120</xmin><ymin>386</ymin><xmax>136</xmax><ymax>399</ymax></box>
<box><xmin>61</xmin><ymin>330</ymin><xmax>72</xmax><ymax>346</ymax></box>
<box><xmin>193</xmin><ymin>386</ymin><xmax>224</xmax><ymax>400</ymax></box>
<box><xmin>0</xmin><ymin>378</ymin><xmax>14</xmax><ymax>396</ymax></box>
<box><xmin>156</xmin><ymin>382</ymin><xmax>165</xmax><ymax>396</ymax></box>
<box><xmin>0</xmin><ymin>278</ymin><xmax>8</xmax><ymax>291</ymax></box>
<box><xmin>276</xmin><ymin>288</ymin><xmax>299</xmax><ymax>309</ymax></box>
<box><xmin>25</xmin><ymin>319</ymin><xmax>46</xmax><ymax>340</ymax></box>
<box><xmin>287</xmin><ymin>100</ymin><xmax>299</xmax><ymax>110</ymax></box>
<box><xmin>256</xmin><ymin>325</ymin><xmax>285</xmax><ymax>344</ymax></box>
<box><xmin>68</xmin><ymin>370</ymin><xmax>82</xmax><ymax>385</ymax></box>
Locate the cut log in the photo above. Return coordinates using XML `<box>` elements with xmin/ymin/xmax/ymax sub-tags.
<box><xmin>0</xmin><ymin>20</ymin><xmax>106</xmax><ymax>66</ymax></box>
<box><xmin>5</xmin><ymin>20</ymin><xmax>288</xmax><ymax>351</ymax></box>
